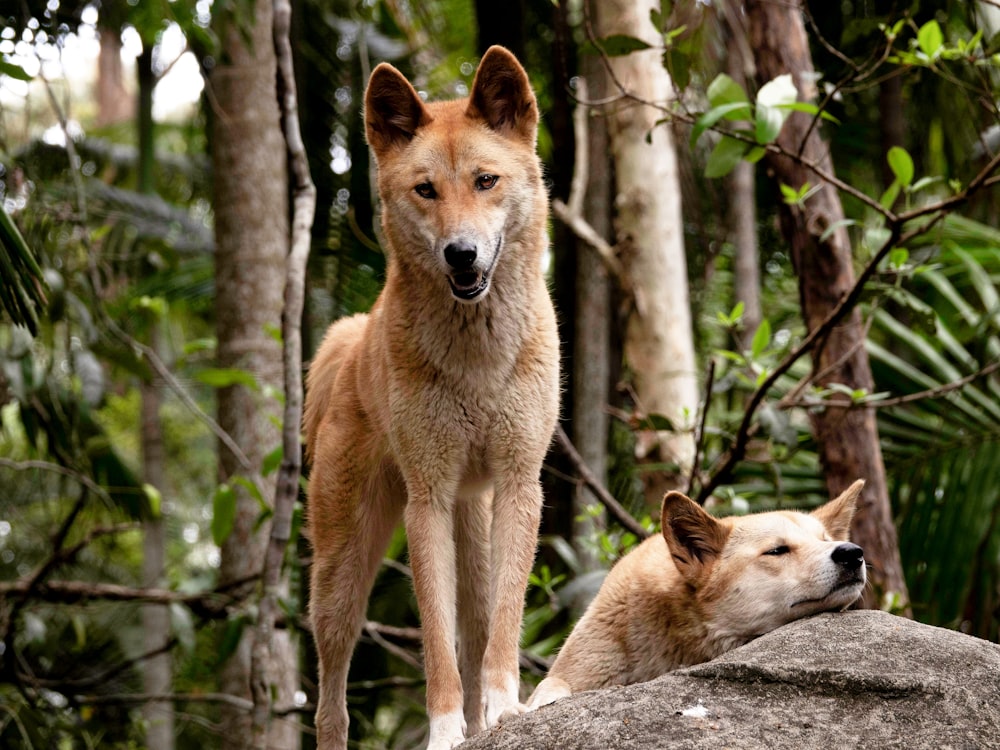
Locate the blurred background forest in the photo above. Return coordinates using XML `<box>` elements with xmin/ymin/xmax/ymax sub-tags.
<box><xmin>0</xmin><ymin>0</ymin><xmax>998</xmax><ymax>748</ymax></box>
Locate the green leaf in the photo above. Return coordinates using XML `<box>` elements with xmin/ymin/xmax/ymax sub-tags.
<box><xmin>706</xmin><ymin>73</ymin><xmax>748</xmax><ymax>109</ymax></box>
<box><xmin>217</xmin><ymin>614</ymin><xmax>250</xmax><ymax>666</ymax></box>
<box><xmin>880</xmin><ymin>180</ymin><xmax>902</xmax><ymax>210</ymax></box>
<box><xmin>664</xmin><ymin>48</ymin><xmax>690</xmax><ymax>90</ymax></box>
<box><xmin>195</xmin><ymin>367</ymin><xmax>259</xmax><ymax>390</ymax></box>
<box><xmin>887</xmin><ymin>146</ymin><xmax>914</xmax><ymax>187</ymax></box>
<box><xmin>820</xmin><ymin>218</ymin><xmax>856</xmax><ymax>243</ymax></box>
<box><xmin>212</xmin><ymin>483</ymin><xmax>237</xmax><ymax>546</ymax></box>
<box><xmin>597</xmin><ymin>34</ymin><xmax>651</xmax><ymax>57</ymax></box>
<box><xmin>262</xmin><ymin>445</ymin><xmax>283</xmax><ymax>476</ymax></box>
<box><xmin>691</xmin><ymin>102</ymin><xmax>753</xmax><ymax>146</ymax></box>
<box><xmin>143</xmin><ymin>483</ymin><xmax>162</xmax><ymax>518</ymax></box>
<box><xmin>705</xmin><ymin>135</ymin><xmax>749</xmax><ymax>178</ymax></box>
<box><xmin>0</xmin><ymin>59</ymin><xmax>33</xmax><ymax>81</ymax></box>
<box><xmin>917</xmin><ymin>20</ymin><xmax>944</xmax><ymax>58</ymax></box>
<box><xmin>775</xmin><ymin>101</ymin><xmax>841</xmax><ymax>125</ymax></box>
<box><xmin>750</xmin><ymin>318</ymin><xmax>771</xmax><ymax>359</ymax></box>
<box><xmin>889</xmin><ymin>247</ymin><xmax>910</xmax><ymax>268</ymax></box>
<box><xmin>779</xmin><ymin>182</ymin><xmax>801</xmax><ymax>204</ymax></box>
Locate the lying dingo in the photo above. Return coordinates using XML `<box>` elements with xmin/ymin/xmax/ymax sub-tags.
<box><xmin>528</xmin><ymin>480</ymin><xmax>867</xmax><ymax>708</ymax></box>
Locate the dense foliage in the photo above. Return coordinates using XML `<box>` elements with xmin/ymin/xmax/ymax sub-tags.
<box><xmin>0</xmin><ymin>1</ymin><xmax>997</xmax><ymax>747</ymax></box>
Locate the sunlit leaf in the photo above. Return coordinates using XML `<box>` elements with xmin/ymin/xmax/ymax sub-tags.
<box><xmin>917</xmin><ymin>19</ymin><xmax>944</xmax><ymax>58</ymax></box>
<box><xmin>887</xmin><ymin>146</ymin><xmax>914</xmax><ymax>187</ymax></box>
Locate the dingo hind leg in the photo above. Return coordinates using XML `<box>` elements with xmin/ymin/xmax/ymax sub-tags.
<box><xmin>310</xmin><ymin>444</ymin><xmax>403</xmax><ymax>750</ymax></box>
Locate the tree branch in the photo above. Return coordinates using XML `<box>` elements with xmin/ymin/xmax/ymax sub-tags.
<box><xmin>553</xmin><ymin>425</ymin><xmax>650</xmax><ymax>540</ymax></box>
<box><xmin>250</xmin><ymin>1</ymin><xmax>317</xmax><ymax>744</ymax></box>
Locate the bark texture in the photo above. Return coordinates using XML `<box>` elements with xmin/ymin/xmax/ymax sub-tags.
<box><xmin>744</xmin><ymin>0</ymin><xmax>908</xmax><ymax>609</ymax></box>
<box><xmin>571</xmin><ymin>32</ymin><xmax>613</xmax><ymax>568</ymax></box>
<box><xmin>141</xmin><ymin>333</ymin><xmax>174</xmax><ymax>750</ymax></box>
<box><xmin>210</xmin><ymin>1</ymin><xmax>299</xmax><ymax>746</ymax></box>
<box><xmin>95</xmin><ymin>27</ymin><xmax>133</xmax><ymax>127</ymax></box>
<box><xmin>595</xmin><ymin>0</ymin><xmax>699</xmax><ymax>474</ymax></box>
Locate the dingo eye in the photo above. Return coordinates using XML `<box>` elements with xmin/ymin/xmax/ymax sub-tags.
<box><xmin>415</xmin><ymin>183</ymin><xmax>437</xmax><ymax>199</ymax></box>
<box><xmin>476</xmin><ymin>174</ymin><xmax>498</xmax><ymax>190</ymax></box>
<box><xmin>764</xmin><ymin>545</ymin><xmax>791</xmax><ymax>556</ymax></box>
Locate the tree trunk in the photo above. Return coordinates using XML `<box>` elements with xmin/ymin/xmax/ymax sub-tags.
<box><xmin>571</xmin><ymin>23</ymin><xmax>613</xmax><ymax>567</ymax></box>
<box><xmin>723</xmin><ymin>16</ymin><xmax>762</xmax><ymax>350</ymax></box>
<box><xmin>744</xmin><ymin>0</ymin><xmax>909</xmax><ymax>610</ymax></box>
<box><xmin>141</xmin><ymin>330</ymin><xmax>174</xmax><ymax>750</ymax></box>
<box><xmin>96</xmin><ymin>26</ymin><xmax>133</xmax><ymax>127</ymax></box>
<box><xmin>210</xmin><ymin>1</ymin><xmax>299</xmax><ymax>746</ymax></box>
<box><xmin>136</xmin><ymin>45</ymin><xmax>174</xmax><ymax>750</ymax></box>
<box><xmin>594</xmin><ymin>0</ymin><xmax>699</xmax><ymax>479</ymax></box>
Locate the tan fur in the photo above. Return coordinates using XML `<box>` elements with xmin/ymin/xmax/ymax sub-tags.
<box><xmin>304</xmin><ymin>47</ymin><xmax>559</xmax><ymax>750</ymax></box>
<box><xmin>527</xmin><ymin>480</ymin><xmax>868</xmax><ymax>709</ymax></box>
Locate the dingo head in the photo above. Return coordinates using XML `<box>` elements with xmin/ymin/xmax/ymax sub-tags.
<box><xmin>662</xmin><ymin>480</ymin><xmax>867</xmax><ymax>642</ymax></box>
<box><xmin>364</xmin><ymin>46</ymin><xmax>543</xmax><ymax>303</ymax></box>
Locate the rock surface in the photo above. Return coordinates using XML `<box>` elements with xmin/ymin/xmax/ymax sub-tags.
<box><xmin>463</xmin><ymin>611</ymin><xmax>1000</xmax><ymax>749</ymax></box>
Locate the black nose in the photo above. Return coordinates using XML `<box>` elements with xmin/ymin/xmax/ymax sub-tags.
<box><xmin>832</xmin><ymin>543</ymin><xmax>864</xmax><ymax>570</ymax></box>
<box><xmin>444</xmin><ymin>242</ymin><xmax>477</xmax><ymax>271</ymax></box>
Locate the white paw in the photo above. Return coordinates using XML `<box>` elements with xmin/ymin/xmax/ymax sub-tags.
<box><xmin>427</xmin><ymin>710</ymin><xmax>465</xmax><ymax>750</ymax></box>
<box><xmin>525</xmin><ymin>676</ymin><xmax>572</xmax><ymax>711</ymax></box>
<box><xmin>483</xmin><ymin>684</ymin><xmax>522</xmax><ymax>728</ymax></box>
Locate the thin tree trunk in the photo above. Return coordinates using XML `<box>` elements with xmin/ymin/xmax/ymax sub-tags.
<box><xmin>572</xmin><ymin>35</ymin><xmax>612</xmax><ymax>568</ymax></box>
<box><xmin>594</xmin><ymin>0</ymin><xmax>699</xmax><ymax>478</ymax></box>
<box><xmin>141</xmin><ymin>330</ymin><xmax>174</xmax><ymax>750</ymax></box>
<box><xmin>136</xmin><ymin>44</ymin><xmax>174</xmax><ymax>750</ymax></box>
<box><xmin>210</xmin><ymin>1</ymin><xmax>299</xmax><ymax>746</ymax></box>
<box><xmin>96</xmin><ymin>26</ymin><xmax>133</xmax><ymax>127</ymax></box>
<box><xmin>744</xmin><ymin>0</ymin><xmax>909</xmax><ymax>610</ymax></box>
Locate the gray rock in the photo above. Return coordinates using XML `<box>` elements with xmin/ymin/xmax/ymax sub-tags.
<box><xmin>463</xmin><ymin>611</ymin><xmax>1000</xmax><ymax>749</ymax></box>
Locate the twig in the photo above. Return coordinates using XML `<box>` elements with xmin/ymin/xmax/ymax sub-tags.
<box><xmin>0</xmin><ymin>579</ymin><xmax>246</xmax><ymax>619</ymax></box>
<box><xmin>854</xmin><ymin>360</ymin><xmax>999</xmax><ymax>409</ymax></box>
<box><xmin>686</xmin><ymin>359</ymin><xmax>715</xmax><ymax>498</ymax></box>
<box><xmin>74</xmin><ymin>692</ymin><xmax>255</xmax><ymax>711</ymax></box>
<box><xmin>0</xmin><ymin>458</ymin><xmax>113</xmax><ymax>505</ymax></box>
<box><xmin>250</xmin><ymin>1</ymin><xmax>317</xmax><ymax>744</ymax></box>
<box><xmin>553</xmin><ymin>425</ymin><xmax>649</xmax><ymax>540</ymax></box>
<box><xmin>551</xmin><ymin>76</ymin><xmax>625</xmax><ymax>282</ymax></box>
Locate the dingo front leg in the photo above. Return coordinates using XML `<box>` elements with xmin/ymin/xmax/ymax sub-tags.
<box><xmin>455</xmin><ymin>490</ymin><xmax>492</xmax><ymax>737</ymax></box>
<box><xmin>405</xmin><ymin>481</ymin><xmax>466</xmax><ymax>750</ymax></box>
<box><xmin>481</xmin><ymin>476</ymin><xmax>543</xmax><ymax>727</ymax></box>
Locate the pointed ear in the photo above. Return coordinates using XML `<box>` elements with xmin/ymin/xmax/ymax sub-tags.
<box><xmin>365</xmin><ymin>62</ymin><xmax>432</xmax><ymax>156</ymax></box>
<box><xmin>812</xmin><ymin>479</ymin><xmax>865</xmax><ymax>541</ymax></box>
<box><xmin>661</xmin><ymin>491</ymin><xmax>729</xmax><ymax>581</ymax></box>
<box><xmin>466</xmin><ymin>45</ymin><xmax>538</xmax><ymax>141</ymax></box>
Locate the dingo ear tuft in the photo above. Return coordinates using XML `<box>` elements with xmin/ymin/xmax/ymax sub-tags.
<box><xmin>661</xmin><ymin>491</ymin><xmax>729</xmax><ymax>580</ymax></box>
<box><xmin>365</xmin><ymin>62</ymin><xmax>432</xmax><ymax>155</ymax></box>
<box><xmin>467</xmin><ymin>45</ymin><xmax>538</xmax><ymax>141</ymax></box>
<box><xmin>812</xmin><ymin>479</ymin><xmax>865</xmax><ymax>541</ymax></box>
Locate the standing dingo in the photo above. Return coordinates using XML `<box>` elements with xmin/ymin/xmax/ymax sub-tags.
<box><xmin>528</xmin><ymin>481</ymin><xmax>868</xmax><ymax>709</ymax></box>
<box><xmin>303</xmin><ymin>47</ymin><xmax>560</xmax><ymax>750</ymax></box>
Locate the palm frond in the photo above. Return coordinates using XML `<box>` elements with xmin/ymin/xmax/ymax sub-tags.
<box><xmin>0</xmin><ymin>203</ymin><xmax>47</xmax><ymax>334</ymax></box>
